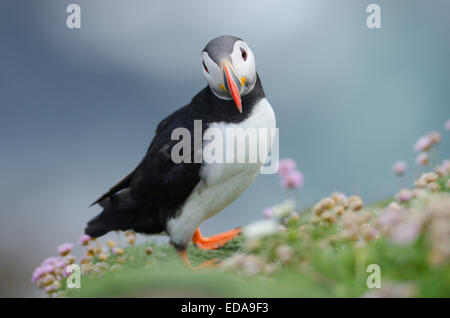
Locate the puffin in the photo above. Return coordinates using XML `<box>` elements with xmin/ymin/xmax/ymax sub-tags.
<box><xmin>85</xmin><ymin>35</ymin><xmax>276</xmax><ymax>268</ymax></box>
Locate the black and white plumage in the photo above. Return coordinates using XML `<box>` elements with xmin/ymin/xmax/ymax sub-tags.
<box><xmin>85</xmin><ymin>35</ymin><xmax>276</xmax><ymax>255</ymax></box>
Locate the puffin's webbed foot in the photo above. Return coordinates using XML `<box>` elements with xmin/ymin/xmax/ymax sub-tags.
<box><xmin>176</xmin><ymin>249</ymin><xmax>220</xmax><ymax>270</ymax></box>
<box><xmin>192</xmin><ymin>227</ymin><xmax>242</xmax><ymax>250</ymax></box>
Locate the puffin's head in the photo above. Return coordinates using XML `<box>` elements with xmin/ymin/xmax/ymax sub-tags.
<box><xmin>202</xmin><ymin>35</ymin><xmax>257</xmax><ymax>113</ymax></box>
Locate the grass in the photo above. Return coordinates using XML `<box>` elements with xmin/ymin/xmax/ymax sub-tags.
<box><xmin>56</xmin><ymin>176</ymin><xmax>450</xmax><ymax>298</ymax></box>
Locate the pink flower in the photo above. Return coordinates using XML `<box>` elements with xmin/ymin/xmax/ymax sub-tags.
<box><xmin>281</xmin><ymin>170</ymin><xmax>304</xmax><ymax>189</ymax></box>
<box><xmin>263</xmin><ymin>208</ymin><xmax>273</xmax><ymax>219</ymax></box>
<box><xmin>42</xmin><ymin>257</ymin><xmax>59</xmax><ymax>266</ymax></box>
<box><xmin>392</xmin><ymin>161</ymin><xmax>407</xmax><ymax>176</ymax></box>
<box><xmin>31</xmin><ymin>267</ymin><xmax>45</xmax><ymax>283</ymax></box>
<box><xmin>377</xmin><ymin>209</ymin><xmax>403</xmax><ymax>231</ymax></box>
<box><xmin>62</xmin><ymin>265</ymin><xmax>73</xmax><ymax>277</ymax></box>
<box><xmin>443</xmin><ymin>160</ymin><xmax>450</xmax><ymax>170</ymax></box>
<box><xmin>396</xmin><ymin>189</ymin><xmax>413</xmax><ymax>203</ymax></box>
<box><xmin>54</xmin><ymin>260</ymin><xmax>66</xmax><ymax>269</ymax></box>
<box><xmin>415</xmin><ymin>153</ymin><xmax>429</xmax><ymax>166</ymax></box>
<box><xmin>445</xmin><ymin>119</ymin><xmax>450</xmax><ymax>131</ymax></box>
<box><xmin>389</xmin><ymin>218</ymin><xmax>422</xmax><ymax>245</ymax></box>
<box><xmin>277</xmin><ymin>158</ymin><xmax>297</xmax><ymax>176</ymax></box>
<box><xmin>414</xmin><ymin>136</ymin><xmax>432</xmax><ymax>152</ymax></box>
<box><xmin>31</xmin><ymin>264</ymin><xmax>54</xmax><ymax>283</ymax></box>
<box><xmin>79</xmin><ymin>234</ymin><xmax>91</xmax><ymax>246</ymax></box>
<box><xmin>428</xmin><ymin>131</ymin><xmax>442</xmax><ymax>145</ymax></box>
<box><xmin>57</xmin><ymin>243</ymin><xmax>74</xmax><ymax>256</ymax></box>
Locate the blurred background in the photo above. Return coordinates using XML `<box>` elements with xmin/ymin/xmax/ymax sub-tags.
<box><xmin>1</xmin><ymin>0</ymin><xmax>449</xmax><ymax>296</ymax></box>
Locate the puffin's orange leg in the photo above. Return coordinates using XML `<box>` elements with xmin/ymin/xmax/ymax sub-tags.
<box><xmin>176</xmin><ymin>250</ymin><xmax>220</xmax><ymax>270</ymax></box>
<box><xmin>192</xmin><ymin>227</ymin><xmax>242</xmax><ymax>250</ymax></box>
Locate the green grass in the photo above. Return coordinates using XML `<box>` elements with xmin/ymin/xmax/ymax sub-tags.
<box><xmin>67</xmin><ymin>231</ymin><xmax>450</xmax><ymax>298</ymax></box>
<box><xmin>62</xmin><ymin>176</ymin><xmax>450</xmax><ymax>298</ymax></box>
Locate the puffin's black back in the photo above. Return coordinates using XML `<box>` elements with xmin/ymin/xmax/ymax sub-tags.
<box><xmin>85</xmin><ymin>75</ymin><xmax>265</xmax><ymax>238</ymax></box>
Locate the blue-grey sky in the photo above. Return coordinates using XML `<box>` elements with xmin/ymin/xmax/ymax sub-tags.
<box><xmin>1</xmin><ymin>0</ymin><xmax>449</xmax><ymax>296</ymax></box>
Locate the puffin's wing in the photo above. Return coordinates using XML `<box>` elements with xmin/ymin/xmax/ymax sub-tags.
<box><xmin>91</xmin><ymin>104</ymin><xmax>202</xmax><ymax>209</ymax></box>
<box><xmin>89</xmin><ymin>165</ymin><xmax>140</xmax><ymax>207</ymax></box>
<box><xmin>128</xmin><ymin>106</ymin><xmax>202</xmax><ymax>206</ymax></box>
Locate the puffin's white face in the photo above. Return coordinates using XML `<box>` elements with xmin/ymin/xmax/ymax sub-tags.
<box><xmin>202</xmin><ymin>38</ymin><xmax>257</xmax><ymax>113</ymax></box>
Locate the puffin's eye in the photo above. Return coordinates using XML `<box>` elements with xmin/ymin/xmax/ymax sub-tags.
<box><xmin>240</xmin><ymin>48</ymin><xmax>247</xmax><ymax>61</ymax></box>
<box><xmin>203</xmin><ymin>60</ymin><xmax>209</xmax><ymax>73</ymax></box>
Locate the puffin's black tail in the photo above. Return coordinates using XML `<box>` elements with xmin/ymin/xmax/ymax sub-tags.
<box><xmin>85</xmin><ymin>190</ymin><xmax>162</xmax><ymax>238</ymax></box>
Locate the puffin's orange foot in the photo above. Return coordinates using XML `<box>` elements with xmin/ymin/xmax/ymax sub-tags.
<box><xmin>176</xmin><ymin>250</ymin><xmax>220</xmax><ymax>270</ymax></box>
<box><xmin>192</xmin><ymin>227</ymin><xmax>242</xmax><ymax>250</ymax></box>
<box><xmin>193</xmin><ymin>258</ymin><xmax>221</xmax><ymax>270</ymax></box>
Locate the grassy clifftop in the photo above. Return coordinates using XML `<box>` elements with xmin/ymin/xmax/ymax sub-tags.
<box><xmin>55</xmin><ymin>175</ymin><xmax>450</xmax><ymax>298</ymax></box>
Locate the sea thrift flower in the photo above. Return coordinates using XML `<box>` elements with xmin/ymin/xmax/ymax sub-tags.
<box><xmin>389</xmin><ymin>217</ymin><xmax>423</xmax><ymax>245</ymax></box>
<box><xmin>313</xmin><ymin>197</ymin><xmax>335</xmax><ymax>216</ymax></box>
<box><xmin>86</xmin><ymin>245</ymin><xmax>96</xmax><ymax>257</ymax></box>
<box><xmin>145</xmin><ymin>246</ymin><xmax>154</xmax><ymax>255</ymax></box>
<box><xmin>45</xmin><ymin>281</ymin><xmax>61</xmax><ymax>294</ymax></box>
<box><xmin>31</xmin><ymin>266</ymin><xmax>50</xmax><ymax>283</ymax></box>
<box><xmin>221</xmin><ymin>253</ymin><xmax>269</xmax><ymax>276</ymax></box>
<box><xmin>263</xmin><ymin>207</ymin><xmax>272</xmax><ymax>219</ymax></box>
<box><xmin>63</xmin><ymin>254</ymin><xmax>75</xmax><ymax>265</ymax></box>
<box><xmin>331</xmin><ymin>192</ymin><xmax>347</xmax><ymax>204</ymax></box>
<box><xmin>392</xmin><ymin>161</ymin><xmax>407</xmax><ymax>176</ymax></box>
<box><xmin>220</xmin><ymin>253</ymin><xmax>246</xmax><ymax>271</ymax></box>
<box><xmin>361</xmin><ymin>224</ymin><xmax>379</xmax><ymax>242</ymax></box>
<box><xmin>435</xmin><ymin>161</ymin><xmax>450</xmax><ymax>176</ymax></box>
<box><xmin>443</xmin><ymin>160</ymin><xmax>450</xmax><ymax>173</ymax></box>
<box><xmin>276</xmin><ymin>245</ymin><xmax>293</xmax><ymax>263</ymax></box>
<box><xmin>80</xmin><ymin>255</ymin><xmax>92</xmax><ymax>264</ymax></box>
<box><xmin>277</xmin><ymin>158</ymin><xmax>297</xmax><ymax>176</ymax></box>
<box><xmin>387</xmin><ymin>201</ymin><xmax>402</xmax><ymax>211</ymax></box>
<box><xmin>106</xmin><ymin>240</ymin><xmax>116</xmax><ymax>249</ymax></box>
<box><xmin>54</xmin><ymin>260</ymin><xmax>66</xmax><ymax>269</ymax></box>
<box><xmin>81</xmin><ymin>263</ymin><xmax>94</xmax><ymax>275</ymax></box>
<box><xmin>414</xmin><ymin>178</ymin><xmax>427</xmax><ymax>189</ymax></box>
<box><xmin>396</xmin><ymin>189</ymin><xmax>413</xmax><ymax>203</ymax></box>
<box><xmin>348</xmin><ymin>196</ymin><xmax>363</xmax><ymax>211</ymax></box>
<box><xmin>321</xmin><ymin>211</ymin><xmax>337</xmax><ymax>224</ymax></box>
<box><xmin>281</xmin><ymin>170</ymin><xmax>304</xmax><ymax>189</ymax></box>
<box><xmin>420</xmin><ymin>172</ymin><xmax>438</xmax><ymax>183</ymax></box>
<box><xmin>243</xmin><ymin>219</ymin><xmax>278</xmax><ymax>239</ymax></box>
<box><xmin>242</xmin><ymin>255</ymin><xmax>266</xmax><ymax>276</ymax></box>
<box><xmin>285</xmin><ymin>211</ymin><xmax>300</xmax><ymax>224</ymax></box>
<box><xmin>42</xmin><ymin>257</ymin><xmax>59</xmax><ymax>266</ymax></box>
<box><xmin>414</xmin><ymin>136</ymin><xmax>432</xmax><ymax>152</ymax></box>
<box><xmin>427</xmin><ymin>196</ymin><xmax>450</xmax><ymax>265</ymax></box>
<box><xmin>445</xmin><ymin>119</ymin><xmax>450</xmax><ymax>131</ymax></box>
<box><xmin>126</xmin><ymin>235</ymin><xmax>136</xmax><ymax>246</ymax></box>
<box><xmin>415</xmin><ymin>152</ymin><xmax>429</xmax><ymax>166</ymax></box>
<box><xmin>335</xmin><ymin>205</ymin><xmax>345</xmax><ymax>215</ymax></box>
<box><xmin>416</xmin><ymin>172</ymin><xmax>438</xmax><ymax>186</ymax></box>
<box><xmin>63</xmin><ymin>267</ymin><xmax>72</xmax><ymax>277</ymax></box>
<box><xmin>57</xmin><ymin>243</ymin><xmax>73</xmax><ymax>256</ymax></box>
<box><xmin>427</xmin><ymin>182</ymin><xmax>440</xmax><ymax>192</ymax></box>
<box><xmin>79</xmin><ymin>234</ymin><xmax>91</xmax><ymax>246</ymax></box>
<box><xmin>376</xmin><ymin>209</ymin><xmax>404</xmax><ymax>231</ymax></box>
<box><xmin>428</xmin><ymin>131</ymin><xmax>442</xmax><ymax>145</ymax></box>
<box><xmin>271</xmin><ymin>200</ymin><xmax>295</xmax><ymax>219</ymax></box>
<box><xmin>112</xmin><ymin>247</ymin><xmax>125</xmax><ymax>255</ymax></box>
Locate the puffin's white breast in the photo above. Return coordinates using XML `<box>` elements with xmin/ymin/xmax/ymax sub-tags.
<box><xmin>167</xmin><ymin>98</ymin><xmax>276</xmax><ymax>246</ymax></box>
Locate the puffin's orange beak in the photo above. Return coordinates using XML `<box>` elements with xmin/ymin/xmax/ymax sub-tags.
<box><xmin>222</xmin><ymin>61</ymin><xmax>242</xmax><ymax>113</ymax></box>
